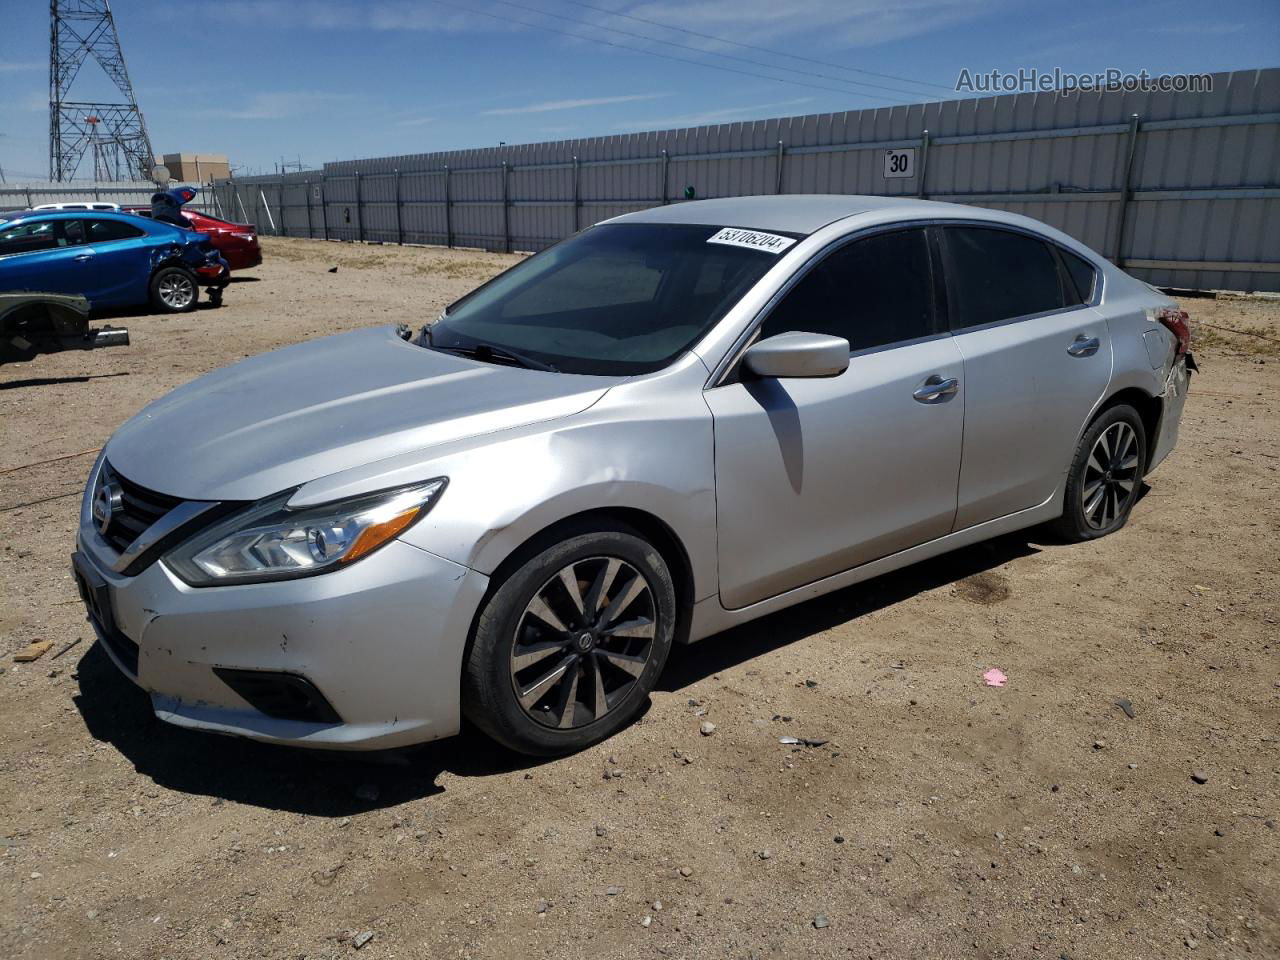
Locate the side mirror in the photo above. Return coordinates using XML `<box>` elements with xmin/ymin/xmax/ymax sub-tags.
<box><xmin>743</xmin><ymin>331</ymin><xmax>850</xmax><ymax>379</ymax></box>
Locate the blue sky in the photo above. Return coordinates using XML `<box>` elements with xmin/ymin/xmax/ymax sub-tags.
<box><xmin>1</xmin><ymin>0</ymin><xmax>1276</xmax><ymax>180</ymax></box>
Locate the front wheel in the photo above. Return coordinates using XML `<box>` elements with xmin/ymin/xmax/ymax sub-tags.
<box><xmin>462</xmin><ymin>527</ymin><xmax>676</xmax><ymax>756</ymax></box>
<box><xmin>1052</xmin><ymin>403</ymin><xmax>1147</xmax><ymax>542</ymax></box>
<box><xmin>149</xmin><ymin>266</ymin><xmax>199</xmax><ymax>314</ymax></box>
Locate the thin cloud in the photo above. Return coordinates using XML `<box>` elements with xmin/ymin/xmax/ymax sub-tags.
<box><xmin>211</xmin><ymin>91</ymin><xmax>356</xmax><ymax>120</ymax></box>
<box><xmin>623</xmin><ymin>0</ymin><xmax>996</xmax><ymax>48</ymax></box>
<box><xmin>620</xmin><ymin>97</ymin><xmax>815</xmax><ymax>129</ymax></box>
<box><xmin>0</xmin><ymin>60</ymin><xmax>42</xmax><ymax>73</ymax></box>
<box><xmin>483</xmin><ymin>93</ymin><xmax>668</xmax><ymax>115</ymax></box>
<box><xmin>396</xmin><ymin>116</ymin><xmax>436</xmax><ymax>127</ymax></box>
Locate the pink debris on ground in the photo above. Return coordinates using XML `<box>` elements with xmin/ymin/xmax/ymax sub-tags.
<box><xmin>983</xmin><ymin>668</ymin><xmax>1008</xmax><ymax>687</ymax></box>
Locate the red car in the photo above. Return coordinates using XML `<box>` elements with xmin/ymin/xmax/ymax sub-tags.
<box><xmin>124</xmin><ymin>207</ymin><xmax>262</xmax><ymax>271</ymax></box>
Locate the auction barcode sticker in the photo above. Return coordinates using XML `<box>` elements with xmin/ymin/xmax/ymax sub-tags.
<box><xmin>707</xmin><ymin>227</ymin><xmax>797</xmax><ymax>254</ymax></box>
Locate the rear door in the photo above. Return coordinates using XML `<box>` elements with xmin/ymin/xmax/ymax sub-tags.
<box><xmin>79</xmin><ymin>218</ymin><xmax>151</xmax><ymax>305</ymax></box>
<box><xmin>706</xmin><ymin>226</ymin><xmax>965</xmax><ymax>609</ymax></box>
<box><xmin>939</xmin><ymin>225</ymin><xmax>1112</xmax><ymax>529</ymax></box>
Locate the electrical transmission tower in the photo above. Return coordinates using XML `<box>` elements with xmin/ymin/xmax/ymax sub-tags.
<box><xmin>49</xmin><ymin>0</ymin><xmax>154</xmax><ymax>182</ymax></box>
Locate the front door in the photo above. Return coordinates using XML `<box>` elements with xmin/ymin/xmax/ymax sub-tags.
<box><xmin>0</xmin><ymin>218</ymin><xmax>84</xmax><ymax>293</ymax></box>
<box><xmin>706</xmin><ymin>227</ymin><xmax>965</xmax><ymax>610</ymax></box>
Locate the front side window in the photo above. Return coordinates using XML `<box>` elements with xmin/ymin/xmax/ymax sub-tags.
<box><xmin>85</xmin><ymin>218</ymin><xmax>145</xmax><ymax>243</ymax></box>
<box><xmin>0</xmin><ymin>220</ymin><xmax>63</xmax><ymax>256</ymax></box>
<box><xmin>432</xmin><ymin>223</ymin><xmax>790</xmax><ymax>375</ymax></box>
<box><xmin>943</xmin><ymin>226</ymin><xmax>1065</xmax><ymax>329</ymax></box>
<box><xmin>758</xmin><ymin>227</ymin><xmax>936</xmax><ymax>351</ymax></box>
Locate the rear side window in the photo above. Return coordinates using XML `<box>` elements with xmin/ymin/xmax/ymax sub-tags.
<box><xmin>1058</xmin><ymin>247</ymin><xmax>1097</xmax><ymax>305</ymax></box>
<box><xmin>943</xmin><ymin>227</ymin><xmax>1064</xmax><ymax>329</ymax></box>
<box><xmin>86</xmin><ymin>219</ymin><xmax>145</xmax><ymax>243</ymax></box>
<box><xmin>760</xmin><ymin>228</ymin><xmax>935</xmax><ymax>352</ymax></box>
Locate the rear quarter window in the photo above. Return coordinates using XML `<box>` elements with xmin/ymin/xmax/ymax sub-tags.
<box><xmin>1058</xmin><ymin>248</ymin><xmax>1098</xmax><ymax>305</ymax></box>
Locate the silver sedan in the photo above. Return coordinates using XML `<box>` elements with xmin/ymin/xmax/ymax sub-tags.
<box><xmin>73</xmin><ymin>195</ymin><xmax>1194</xmax><ymax>755</ymax></box>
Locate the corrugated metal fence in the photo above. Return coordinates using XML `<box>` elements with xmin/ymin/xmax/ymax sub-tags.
<box><xmin>0</xmin><ymin>181</ymin><xmax>215</xmax><ymax>215</ymax></box>
<box><xmin>220</xmin><ymin>67</ymin><xmax>1277</xmax><ymax>292</ymax></box>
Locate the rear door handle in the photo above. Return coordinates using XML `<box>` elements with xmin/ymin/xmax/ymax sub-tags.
<box><xmin>913</xmin><ymin>375</ymin><xmax>959</xmax><ymax>404</ymax></box>
<box><xmin>1068</xmin><ymin>335</ymin><xmax>1100</xmax><ymax>357</ymax></box>
<box><xmin>73</xmin><ymin>252</ymin><xmax>95</xmax><ymax>262</ymax></box>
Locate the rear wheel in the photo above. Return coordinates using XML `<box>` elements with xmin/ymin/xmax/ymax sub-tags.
<box><xmin>1053</xmin><ymin>403</ymin><xmax>1147</xmax><ymax>541</ymax></box>
<box><xmin>462</xmin><ymin>527</ymin><xmax>676</xmax><ymax>755</ymax></box>
<box><xmin>149</xmin><ymin>266</ymin><xmax>198</xmax><ymax>313</ymax></box>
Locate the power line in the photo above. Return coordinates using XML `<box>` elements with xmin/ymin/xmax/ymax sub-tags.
<box><xmin>481</xmin><ymin>0</ymin><xmax>937</xmax><ymax>101</ymax></box>
<box><xmin>424</xmin><ymin>0</ymin><xmax>919</xmax><ymax>104</ymax></box>
<box><xmin>561</xmin><ymin>0</ymin><xmax>954</xmax><ymax>91</ymax></box>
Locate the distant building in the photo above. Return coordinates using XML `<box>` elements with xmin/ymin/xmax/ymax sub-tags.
<box><xmin>154</xmin><ymin>153</ymin><xmax>230</xmax><ymax>184</ymax></box>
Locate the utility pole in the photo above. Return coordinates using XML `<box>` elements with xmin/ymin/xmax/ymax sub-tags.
<box><xmin>49</xmin><ymin>0</ymin><xmax>155</xmax><ymax>182</ymax></box>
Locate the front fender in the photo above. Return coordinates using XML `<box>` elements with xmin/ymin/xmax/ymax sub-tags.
<box><xmin>291</xmin><ymin>360</ymin><xmax>719</xmax><ymax>603</ymax></box>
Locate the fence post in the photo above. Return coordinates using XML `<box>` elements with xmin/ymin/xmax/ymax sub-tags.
<box><xmin>320</xmin><ymin>174</ymin><xmax>329</xmax><ymax>241</ymax></box>
<box><xmin>25</xmin><ymin>186</ymin><xmax>32</xmax><ymax>208</ymax></box>
<box><xmin>444</xmin><ymin>165</ymin><xmax>453</xmax><ymax>248</ymax></box>
<box><xmin>660</xmin><ymin>149</ymin><xmax>669</xmax><ymax>204</ymax></box>
<box><xmin>355</xmin><ymin>171</ymin><xmax>363</xmax><ymax>243</ymax></box>
<box><xmin>394</xmin><ymin>168</ymin><xmax>403</xmax><ymax>245</ymax></box>
<box><xmin>502</xmin><ymin>160</ymin><xmax>511</xmax><ymax>253</ymax></box>
<box><xmin>917</xmin><ymin>129</ymin><xmax>930</xmax><ymax>199</ymax></box>
<box><xmin>278</xmin><ymin>175</ymin><xmax>287</xmax><ymax>237</ymax></box>
<box><xmin>774</xmin><ymin>139</ymin><xmax>785</xmax><ymax>194</ymax></box>
<box><xmin>304</xmin><ymin>178</ymin><xmax>313</xmax><ymax>238</ymax></box>
<box><xmin>259</xmin><ymin>189</ymin><xmax>277</xmax><ymax>235</ymax></box>
<box><xmin>572</xmin><ymin>155</ymin><xmax>581</xmax><ymax>229</ymax></box>
<box><xmin>1114</xmin><ymin>113</ymin><xmax>1142</xmax><ymax>268</ymax></box>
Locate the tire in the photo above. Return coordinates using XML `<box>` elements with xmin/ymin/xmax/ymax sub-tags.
<box><xmin>208</xmin><ymin>287</ymin><xmax>224</xmax><ymax>308</ymax></box>
<box><xmin>462</xmin><ymin>526</ymin><xmax>677</xmax><ymax>756</ymax></box>
<box><xmin>149</xmin><ymin>266</ymin><xmax>199</xmax><ymax>313</ymax></box>
<box><xmin>1052</xmin><ymin>403</ymin><xmax>1147</xmax><ymax>542</ymax></box>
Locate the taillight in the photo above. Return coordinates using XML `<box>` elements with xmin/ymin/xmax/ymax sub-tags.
<box><xmin>195</xmin><ymin>264</ymin><xmax>223</xmax><ymax>278</ymax></box>
<box><xmin>231</xmin><ymin>231</ymin><xmax>256</xmax><ymax>241</ymax></box>
<box><xmin>1157</xmin><ymin>307</ymin><xmax>1191</xmax><ymax>357</ymax></box>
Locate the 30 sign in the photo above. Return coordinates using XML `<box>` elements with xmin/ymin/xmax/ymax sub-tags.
<box><xmin>883</xmin><ymin>148</ymin><xmax>916</xmax><ymax>179</ymax></box>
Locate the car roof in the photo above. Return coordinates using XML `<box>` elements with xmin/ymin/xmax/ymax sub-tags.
<box><xmin>0</xmin><ymin>208</ymin><xmax>158</xmax><ymax>224</ymax></box>
<box><xmin>611</xmin><ymin>194</ymin><xmax>1005</xmax><ymax>235</ymax></box>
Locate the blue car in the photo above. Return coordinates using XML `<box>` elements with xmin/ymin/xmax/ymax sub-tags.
<box><xmin>0</xmin><ymin>209</ymin><xmax>229</xmax><ymax>313</ymax></box>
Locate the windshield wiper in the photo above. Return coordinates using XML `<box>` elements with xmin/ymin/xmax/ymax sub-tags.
<box><xmin>419</xmin><ymin>326</ymin><xmax>558</xmax><ymax>372</ymax></box>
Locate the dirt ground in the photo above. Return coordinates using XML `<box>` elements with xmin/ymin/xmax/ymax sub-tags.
<box><xmin>1</xmin><ymin>237</ymin><xmax>1277</xmax><ymax>960</ymax></box>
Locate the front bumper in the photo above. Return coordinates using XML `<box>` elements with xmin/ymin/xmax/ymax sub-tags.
<box><xmin>72</xmin><ymin>532</ymin><xmax>488</xmax><ymax>750</ymax></box>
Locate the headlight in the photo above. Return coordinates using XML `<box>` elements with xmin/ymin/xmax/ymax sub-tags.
<box><xmin>165</xmin><ymin>480</ymin><xmax>446</xmax><ymax>586</ymax></box>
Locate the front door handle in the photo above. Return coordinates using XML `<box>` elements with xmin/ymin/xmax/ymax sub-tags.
<box><xmin>1068</xmin><ymin>335</ymin><xmax>1100</xmax><ymax>357</ymax></box>
<box><xmin>73</xmin><ymin>252</ymin><xmax>94</xmax><ymax>262</ymax></box>
<box><xmin>913</xmin><ymin>375</ymin><xmax>959</xmax><ymax>404</ymax></box>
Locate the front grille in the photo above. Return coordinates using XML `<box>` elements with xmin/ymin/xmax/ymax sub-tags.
<box><xmin>99</xmin><ymin>464</ymin><xmax>184</xmax><ymax>554</ymax></box>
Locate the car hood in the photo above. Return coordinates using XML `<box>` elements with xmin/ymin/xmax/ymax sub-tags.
<box><xmin>105</xmin><ymin>327</ymin><xmax>615</xmax><ymax>501</ymax></box>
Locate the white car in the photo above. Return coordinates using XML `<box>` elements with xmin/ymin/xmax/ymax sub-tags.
<box><xmin>32</xmin><ymin>202</ymin><xmax>122</xmax><ymax>212</ymax></box>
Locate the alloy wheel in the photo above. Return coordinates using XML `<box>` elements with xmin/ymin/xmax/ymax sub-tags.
<box><xmin>509</xmin><ymin>556</ymin><xmax>657</xmax><ymax>729</ymax></box>
<box><xmin>159</xmin><ymin>273</ymin><xmax>195</xmax><ymax>309</ymax></box>
<box><xmin>1082</xmin><ymin>421</ymin><xmax>1140</xmax><ymax>530</ymax></box>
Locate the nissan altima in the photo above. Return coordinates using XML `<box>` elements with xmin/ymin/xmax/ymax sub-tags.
<box><xmin>73</xmin><ymin>195</ymin><xmax>1193</xmax><ymax>755</ymax></box>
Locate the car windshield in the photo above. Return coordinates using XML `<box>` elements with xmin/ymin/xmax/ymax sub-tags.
<box><xmin>429</xmin><ymin>222</ymin><xmax>794</xmax><ymax>375</ymax></box>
